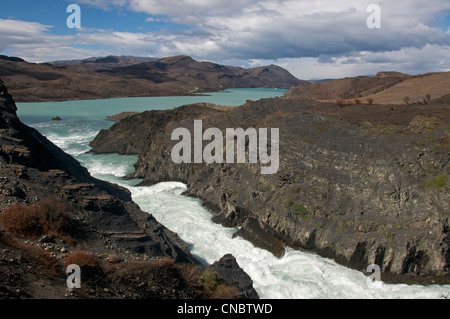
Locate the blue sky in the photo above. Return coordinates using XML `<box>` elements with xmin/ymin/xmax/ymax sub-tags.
<box><xmin>0</xmin><ymin>0</ymin><xmax>449</xmax><ymax>79</ymax></box>
<box><xmin>0</xmin><ymin>0</ymin><xmax>189</xmax><ymax>34</ymax></box>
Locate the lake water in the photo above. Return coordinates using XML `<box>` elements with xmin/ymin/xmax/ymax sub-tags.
<box><xmin>17</xmin><ymin>89</ymin><xmax>450</xmax><ymax>299</ymax></box>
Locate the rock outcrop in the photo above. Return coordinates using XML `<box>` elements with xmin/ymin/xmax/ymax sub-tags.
<box><xmin>208</xmin><ymin>254</ymin><xmax>259</xmax><ymax>299</ymax></box>
<box><xmin>0</xmin><ymin>79</ymin><xmax>258</xmax><ymax>298</ymax></box>
<box><xmin>90</xmin><ymin>97</ymin><xmax>449</xmax><ymax>284</ymax></box>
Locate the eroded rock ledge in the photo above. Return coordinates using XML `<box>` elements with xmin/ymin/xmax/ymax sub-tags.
<box><xmin>90</xmin><ymin>97</ymin><xmax>450</xmax><ymax>285</ymax></box>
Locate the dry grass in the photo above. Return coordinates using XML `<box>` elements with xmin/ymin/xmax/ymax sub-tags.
<box><xmin>0</xmin><ymin>204</ymin><xmax>44</xmax><ymax>237</ymax></box>
<box><xmin>0</xmin><ymin>198</ymin><xmax>72</xmax><ymax>238</ymax></box>
<box><xmin>0</xmin><ymin>231</ymin><xmax>59</xmax><ymax>275</ymax></box>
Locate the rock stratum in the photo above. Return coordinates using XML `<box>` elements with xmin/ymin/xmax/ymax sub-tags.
<box><xmin>0</xmin><ymin>79</ymin><xmax>258</xmax><ymax>299</ymax></box>
<box><xmin>91</xmin><ymin>93</ymin><xmax>450</xmax><ymax>285</ymax></box>
<box><xmin>0</xmin><ymin>55</ymin><xmax>305</xmax><ymax>102</ymax></box>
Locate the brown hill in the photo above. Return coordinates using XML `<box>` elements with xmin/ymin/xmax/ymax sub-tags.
<box><xmin>286</xmin><ymin>72</ymin><xmax>411</xmax><ymax>101</ymax></box>
<box><xmin>286</xmin><ymin>71</ymin><xmax>450</xmax><ymax>105</ymax></box>
<box><xmin>362</xmin><ymin>72</ymin><xmax>450</xmax><ymax>104</ymax></box>
<box><xmin>99</xmin><ymin>55</ymin><xmax>306</xmax><ymax>90</ymax></box>
<box><xmin>0</xmin><ymin>55</ymin><xmax>305</xmax><ymax>102</ymax></box>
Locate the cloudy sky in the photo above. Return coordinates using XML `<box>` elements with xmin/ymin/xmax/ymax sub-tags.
<box><xmin>1</xmin><ymin>0</ymin><xmax>449</xmax><ymax>80</ymax></box>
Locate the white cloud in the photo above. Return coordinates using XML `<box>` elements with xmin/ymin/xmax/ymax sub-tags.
<box><xmin>0</xmin><ymin>19</ymin><xmax>54</xmax><ymax>51</ymax></box>
<box><xmin>278</xmin><ymin>45</ymin><xmax>450</xmax><ymax>80</ymax></box>
<box><xmin>1</xmin><ymin>1</ymin><xmax>449</xmax><ymax>79</ymax></box>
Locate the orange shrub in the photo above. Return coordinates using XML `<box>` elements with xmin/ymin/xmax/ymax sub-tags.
<box><xmin>65</xmin><ymin>250</ymin><xmax>102</xmax><ymax>279</ymax></box>
<box><xmin>65</xmin><ymin>251</ymin><xmax>97</xmax><ymax>269</ymax></box>
<box><xmin>0</xmin><ymin>198</ymin><xmax>71</xmax><ymax>238</ymax></box>
<box><xmin>0</xmin><ymin>204</ymin><xmax>44</xmax><ymax>237</ymax></box>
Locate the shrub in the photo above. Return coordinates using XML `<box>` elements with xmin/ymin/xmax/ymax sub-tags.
<box><xmin>199</xmin><ymin>271</ymin><xmax>238</xmax><ymax>299</ymax></box>
<box><xmin>65</xmin><ymin>251</ymin><xmax>97</xmax><ymax>268</ymax></box>
<box><xmin>0</xmin><ymin>204</ymin><xmax>44</xmax><ymax>237</ymax></box>
<box><xmin>354</xmin><ymin>99</ymin><xmax>362</xmax><ymax>105</ymax></box>
<box><xmin>39</xmin><ymin>197</ymin><xmax>71</xmax><ymax>234</ymax></box>
<box><xmin>367</xmin><ymin>98</ymin><xmax>374</xmax><ymax>105</ymax></box>
<box><xmin>0</xmin><ymin>198</ymin><xmax>72</xmax><ymax>237</ymax></box>
<box><xmin>65</xmin><ymin>250</ymin><xmax>102</xmax><ymax>279</ymax></box>
<box><xmin>292</xmin><ymin>204</ymin><xmax>308</xmax><ymax>217</ymax></box>
<box><xmin>200</xmin><ymin>271</ymin><xmax>225</xmax><ymax>292</ymax></box>
<box><xmin>316</xmin><ymin>126</ymin><xmax>327</xmax><ymax>134</ymax></box>
<box><xmin>176</xmin><ymin>263</ymin><xmax>201</xmax><ymax>287</ymax></box>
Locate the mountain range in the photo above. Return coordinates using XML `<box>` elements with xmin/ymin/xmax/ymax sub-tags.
<box><xmin>0</xmin><ymin>55</ymin><xmax>306</xmax><ymax>102</ymax></box>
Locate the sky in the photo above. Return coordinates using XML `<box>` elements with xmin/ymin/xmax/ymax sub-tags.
<box><xmin>0</xmin><ymin>0</ymin><xmax>449</xmax><ymax>80</ymax></box>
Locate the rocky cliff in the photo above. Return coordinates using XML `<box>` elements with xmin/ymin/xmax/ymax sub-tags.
<box><xmin>0</xmin><ymin>79</ymin><xmax>258</xmax><ymax>299</ymax></box>
<box><xmin>90</xmin><ymin>96</ymin><xmax>450</xmax><ymax>284</ymax></box>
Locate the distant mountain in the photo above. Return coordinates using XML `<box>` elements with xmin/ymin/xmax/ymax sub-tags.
<box><xmin>99</xmin><ymin>55</ymin><xmax>306</xmax><ymax>91</ymax></box>
<box><xmin>0</xmin><ymin>55</ymin><xmax>26</xmax><ymax>63</ymax></box>
<box><xmin>0</xmin><ymin>55</ymin><xmax>305</xmax><ymax>102</ymax></box>
<box><xmin>48</xmin><ymin>55</ymin><xmax>159</xmax><ymax>70</ymax></box>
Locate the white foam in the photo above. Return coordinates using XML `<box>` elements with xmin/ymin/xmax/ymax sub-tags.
<box><xmin>127</xmin><ymin>182</ymin><xmax>450</xmax><ymax>299</ymax></box>
<box><xmin>83</xmin><ymin>156</ymin><xmax>132</xmax><ymax>178</ymax></box>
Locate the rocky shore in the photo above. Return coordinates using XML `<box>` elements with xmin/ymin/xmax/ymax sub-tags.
<box><xmin>0</xmin><ymin>79</ymin><xmax>258</xmax><ymax>299</ymax></box>
<box><xmin>90</xmin><ymin>96</ymin><xmax>449</xmax><ymax>285</ymax></box>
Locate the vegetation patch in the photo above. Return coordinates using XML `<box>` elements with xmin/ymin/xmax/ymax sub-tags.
<box><xmin>371</xmin><ymin>124</ymin><xmax>402</xmax><ymax>135</ymax></box>
<box><xmin>0</xmin><ymin>197</ymin><xmax>71</xmax><ymax>238</ymax></box>
<box><xmin>316</xmin><ymin>126</ymin><xmax>327</xmax><ymax>134</ymax></box>
<box><xmin>291</xmin><ymin>204</ymin><xmax>309</xmax><ymax>218</ymax></box>
<box><xmin>424</xmin><ymin>175</ymin><xmax>448</xmax><ymax>192</ymax></box>
<box><xmin>199</xmin><ymin>270</ymin><xmax>238</xmax><ymax>299</ymax></box>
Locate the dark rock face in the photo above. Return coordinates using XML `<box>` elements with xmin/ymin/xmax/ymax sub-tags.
<box><xmin>90</xmin><ymin>97</ymin><xmax>450</xmax><ymax>284</ymax></box>
<box><xmin>209</xmin><ymin>254</ymin><xmax>259</xmax><ymax>299</ymax></box>
<box><xmin>0</xmin><ymin>78</ymin><xmax>196</xmax><ymax>264</ymax></box>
